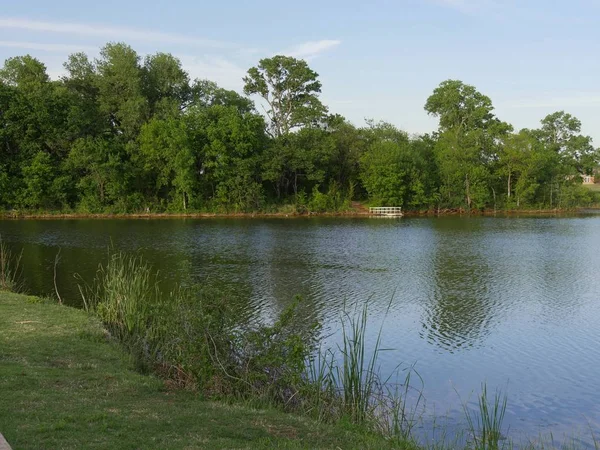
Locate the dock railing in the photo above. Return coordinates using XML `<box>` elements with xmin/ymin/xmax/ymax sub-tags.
<box><xmin>369</xmin><ymin>207</ymin><xmax>403</xmax><ymax>216</ymax></box>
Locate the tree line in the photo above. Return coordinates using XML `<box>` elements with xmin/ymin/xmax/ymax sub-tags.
<box><xmin>0</xmin><ymin>42</ymin><xmax>598</xmax><ymax>213</ymax></box>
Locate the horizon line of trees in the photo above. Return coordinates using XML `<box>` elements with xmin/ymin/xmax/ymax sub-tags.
<box><xmin>0</xmin><ymin>42</ymin><xmax>598</xmax><ymax>214</ymax></box>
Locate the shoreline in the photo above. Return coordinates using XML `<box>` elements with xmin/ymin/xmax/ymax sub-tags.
<box><xmin>0</xmin><ymin>291</ymin><xmax>397</xmax><ymax>449</ymax></box>
<box><xmin>0</xmin><ymin>207</ymin><xmax>596</xmax><ymax>220</ymax></box>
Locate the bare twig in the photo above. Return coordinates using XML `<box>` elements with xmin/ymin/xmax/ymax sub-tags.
<box><xmin>53</xmin><ymin>248</ymin><xmax>63</xmax><ymax>305</ymax></box>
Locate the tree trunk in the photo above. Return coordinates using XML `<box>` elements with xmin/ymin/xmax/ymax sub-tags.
<box><xmin>99</xmin><ymin>180</ymin><xmax>105</xmax><ymax>204</ymax></box>
<box><xmin>465</xmin><ymin>173</ymin><xmax>472</xmax><ymax>210</ymax></box>
<box><xmin>293</xmin><ymin>172</ymin><xmax>298</xmax><ymax>196</ymax></box>
<box><xmin>275</xmin><ymin>181</ymin><xmax>281</xmax><ymax>199</ymax></box>
<box><xmin>507</xmin><ymin>171</ymin><xmax>512</xmax><ymax>199</ymax></box>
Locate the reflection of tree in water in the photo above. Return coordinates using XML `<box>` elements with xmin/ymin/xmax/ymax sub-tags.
<box><xmin>255</xmin><ymin>222</ymin><xmax>324</xmax><ymax>329</ymax></box>
<box><xmin>181</xmin><ymin>221</ymin><xmax>322</xmax><ymax>332</ymax></box>
<box><xmin>420</xmin><ymin>222</ymin><xmax>497</xmax><ymax>352</ymax></box>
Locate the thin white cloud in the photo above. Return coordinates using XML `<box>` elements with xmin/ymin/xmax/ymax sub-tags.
<box><xmin>0</xmin><ymin>17</ymin><xmax>341</xmax><ymax>92</ymax></box>
<box><xmin>0</xmin><ymin>40</ymin><xmax>96</xmax><ymax>53</ymax></box>
<box><xmin>0</xmin><ymin>17</ymin><xmax>235</xmax><ymax>49</ymax></box>
<box><xmin>285</xmin><ymin>40</ymin><xmax>341</xmax><ymax>60</ymax></box>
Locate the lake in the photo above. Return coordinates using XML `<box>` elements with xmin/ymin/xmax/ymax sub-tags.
<box><xmin>1</xmin><ymin>215</ymin><xmax>599</xmax><ymax>445</ymax></box>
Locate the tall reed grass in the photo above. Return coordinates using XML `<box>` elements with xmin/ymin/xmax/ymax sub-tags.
<box><xmin>0</xmin><ymin>237</ymin><xmax>22</xmax><ymax>292</ymax></box>
<box><xmin>462</xmin><ymin>383</ymin><xmax>508</xmax><ymax>450</ymax></box>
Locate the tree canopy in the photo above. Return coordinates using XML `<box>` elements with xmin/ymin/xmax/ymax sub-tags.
<box><xmin>0</xmin><ymin>45</ymin><xmax>598</xmax><ymax>214</ymax></box>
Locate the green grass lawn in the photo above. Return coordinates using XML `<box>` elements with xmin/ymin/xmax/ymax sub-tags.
<box><xmin>0</xmin><ymin>291</ymin><xmax>400</xmax><ymax>450</ymax></box>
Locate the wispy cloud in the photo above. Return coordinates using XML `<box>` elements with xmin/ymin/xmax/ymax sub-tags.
<box><xmin>284</xmin><ymin>39</ymin><xmax>341</xmax><ymax>60</ymax></box>
<box><xmin>0</xmin><ymin>17</ymin><xmax>235</xmax><ymax>49</ymax></box>
<box><xmin>0</xmin><ymin>16</ymin><xmax>340</xmax><ymax>90</ymax></box>
<box><xmin>0</xmin><ymin>40</ymin><xmax>96</xmax><ymax>53</ymax></box>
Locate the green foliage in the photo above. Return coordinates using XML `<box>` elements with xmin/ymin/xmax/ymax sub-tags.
<box><xmin>243</xmin><ymin>55</ymin><xmax>327</xmax><ymax>137</ymax></box>
<box><xmin>80</xmin><ymin>251</ymin><xmax>319</xmax><ymax>402</ymax></box>
<box><xmin>20</xmin><ymin>151</ymin><xmax>55</xmax><ymax>208</ymax></box>
<box><xmin>360</xmin><ymin>123</ymin><xmax>438</xmax><ymax>208</ymax></box>
<box><xmin>0</xmin><ymin>45</ymin><xmax>598</xmax><ymax>214</ymax></box>
<box><xmin>138</xmin><ymin>117</ymin><xmax>195</xmax><ymax>209</ymax></box>
<box><xmin>77</xmin><ymin>250</ymin><xmax>431</xmax><ymax>445</ymax></box>
<box><xmin>308</xmin><ymin>182</ymin><xmax>349</xmax><ymax>213</ymax></box>
<box><xmin>308</xmin><ymin>185</ymin><xmax>331</xmax><ymax>212</ymax></box>
<box><xmin>426</xmin><ymin>80</ymin><xmax>513</xmax><ymax>210</ymax></box>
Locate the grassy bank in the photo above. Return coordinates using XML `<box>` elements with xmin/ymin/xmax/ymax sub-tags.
<box><xmin>0</xmin><ymin>291</ymin><xmax>403</xmax><ymax>449</ymax></box>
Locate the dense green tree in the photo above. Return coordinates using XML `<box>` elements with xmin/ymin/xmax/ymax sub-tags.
<box><xmin>192</xmin><ymin>79</ymin><xmax>255</xmax><ymax>113</ymax></box>
<box><xmin>324</xmin><ymin>116</ymin><xmax>365</xmax><ymax>196</ymax></box>
<box><xmin>95</xmin><ymin>43</ymin><xmax>148</xmax><ymax>139</ymax></box>
<box><xmin>62</xmin><ymin>52</ymin><xmax>104</xmax><ymax>139</ymax></box>
<box><xmin>263</xmin><ymin>127</ymin><xmax>334</xmax><ymax>198</ymax></box>
<box><xmin>425</xmin><ymin>80</ymin><xmax>512</xmax><ymax>209</ymax></box>
<box><xmin>65</xmin><ymin>137</ymin><xmax>127</xmax><ymax>210</ymax></box>
<box><xmin>187</xmin><ymin>104</ymin><xmax>267</xmax><ymax>210</ymax></box>
<box><xmin>360</xmin><ymin>122</ymin><xmax>439</xmax><ymax>208</ymax></box>
<box><xmin>243</xmin><ymin>55</ymin><xmax>326</xmax><ymax>137</ymax></box>
<box><xmin>538</xmin><ymin>111</ymin><xmax>598</xmax><ymax>176</ymax></box>
<box><xmin>142</xmin><ymin>53</ymin><xmax>191</xmax><ymax>118</ymax></box>
<box><xmin>138</xmin><ymin>118</ymin><xmax>195</xmax><ymax>209</ymax></box>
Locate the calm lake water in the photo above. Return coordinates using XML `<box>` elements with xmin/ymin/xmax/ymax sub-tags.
<box><xmin>2</xmin><ymin>215</ymin><xmax>600</xmax><ymax>445</ymax></box>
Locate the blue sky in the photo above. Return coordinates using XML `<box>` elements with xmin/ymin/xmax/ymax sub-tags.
<box><xmin>1</xmin><ymin>0</ymin><xmax>600</xmax><ymax>142</ymax></box>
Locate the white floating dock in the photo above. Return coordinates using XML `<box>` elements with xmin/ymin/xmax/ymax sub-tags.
<box><xmin>369</xmin><ymin>207</ymin><xmax>403</xmax><ymax>217</ymax></box>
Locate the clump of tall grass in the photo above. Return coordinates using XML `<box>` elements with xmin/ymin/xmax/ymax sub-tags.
<box><xmin>335</xmin><ymin>302</ymin><xmax>424</xmax><ymax>441</ymax></box>
<box><xmin>0</xmin><ymin>237</ymin><xmax>22</xmax><ymax>292</ymax></box>
<box><xmin>301</xmin><ymin>301</ymin><xmax>425</xmax><ymax>444</ymax></box>
<box><xmin>463</xmin><ymin>383</ymin><xmax>508</xmax><ymax>450</ymax></box>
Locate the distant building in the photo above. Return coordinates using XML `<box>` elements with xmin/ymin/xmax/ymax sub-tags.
<box><xmin>582</xmin><ymin>174</ymin><xmax>595</xmax><ymax>184</ymax></box>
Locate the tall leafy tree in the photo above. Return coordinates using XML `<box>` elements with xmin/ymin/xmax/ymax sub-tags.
<box><xmin>61</xmin><ymin>52</ymin><xmax>104</xmax><ymax>139</ymax></box>
<box><xmin>142</xmin><ymin>53</ymin><xmax>191</xmax><ymax>118</ymax></box>
<box><xmin>425</xmin><ymin>80</ymin><xmax>511</xmax><ymax>209</ymax></box>
<box><xmin>243</xmin><ymin>55</ymin><xmax>326</xmax><ymax>137</ymax></box>
<box><xmin>138</xmin><ymin>118</ymin><xmax>195</xmax><ymax>209</ymax></box>
<box><xmin>65</xmin><ymin>137</ymin><xmax>127</xmax><ymax>210</ymax></box>
<box><xmin>360</xmin><ymin>122</ymin><xmax>438</xmax><ymax>208</ymax></box>
<box><xmin>538</xmin><ymin>111</ymin><xmax>599</xmax><ymax>176</ymax></box>
<box><xmin>187</xmin><ymin>104</ymin><xmax>267</xmax><ymax>210</ymax></box>
<box><xmin>95</xmin><ymin>43</ymin><xmax>148</xmax><ymax>139</ymax></box>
